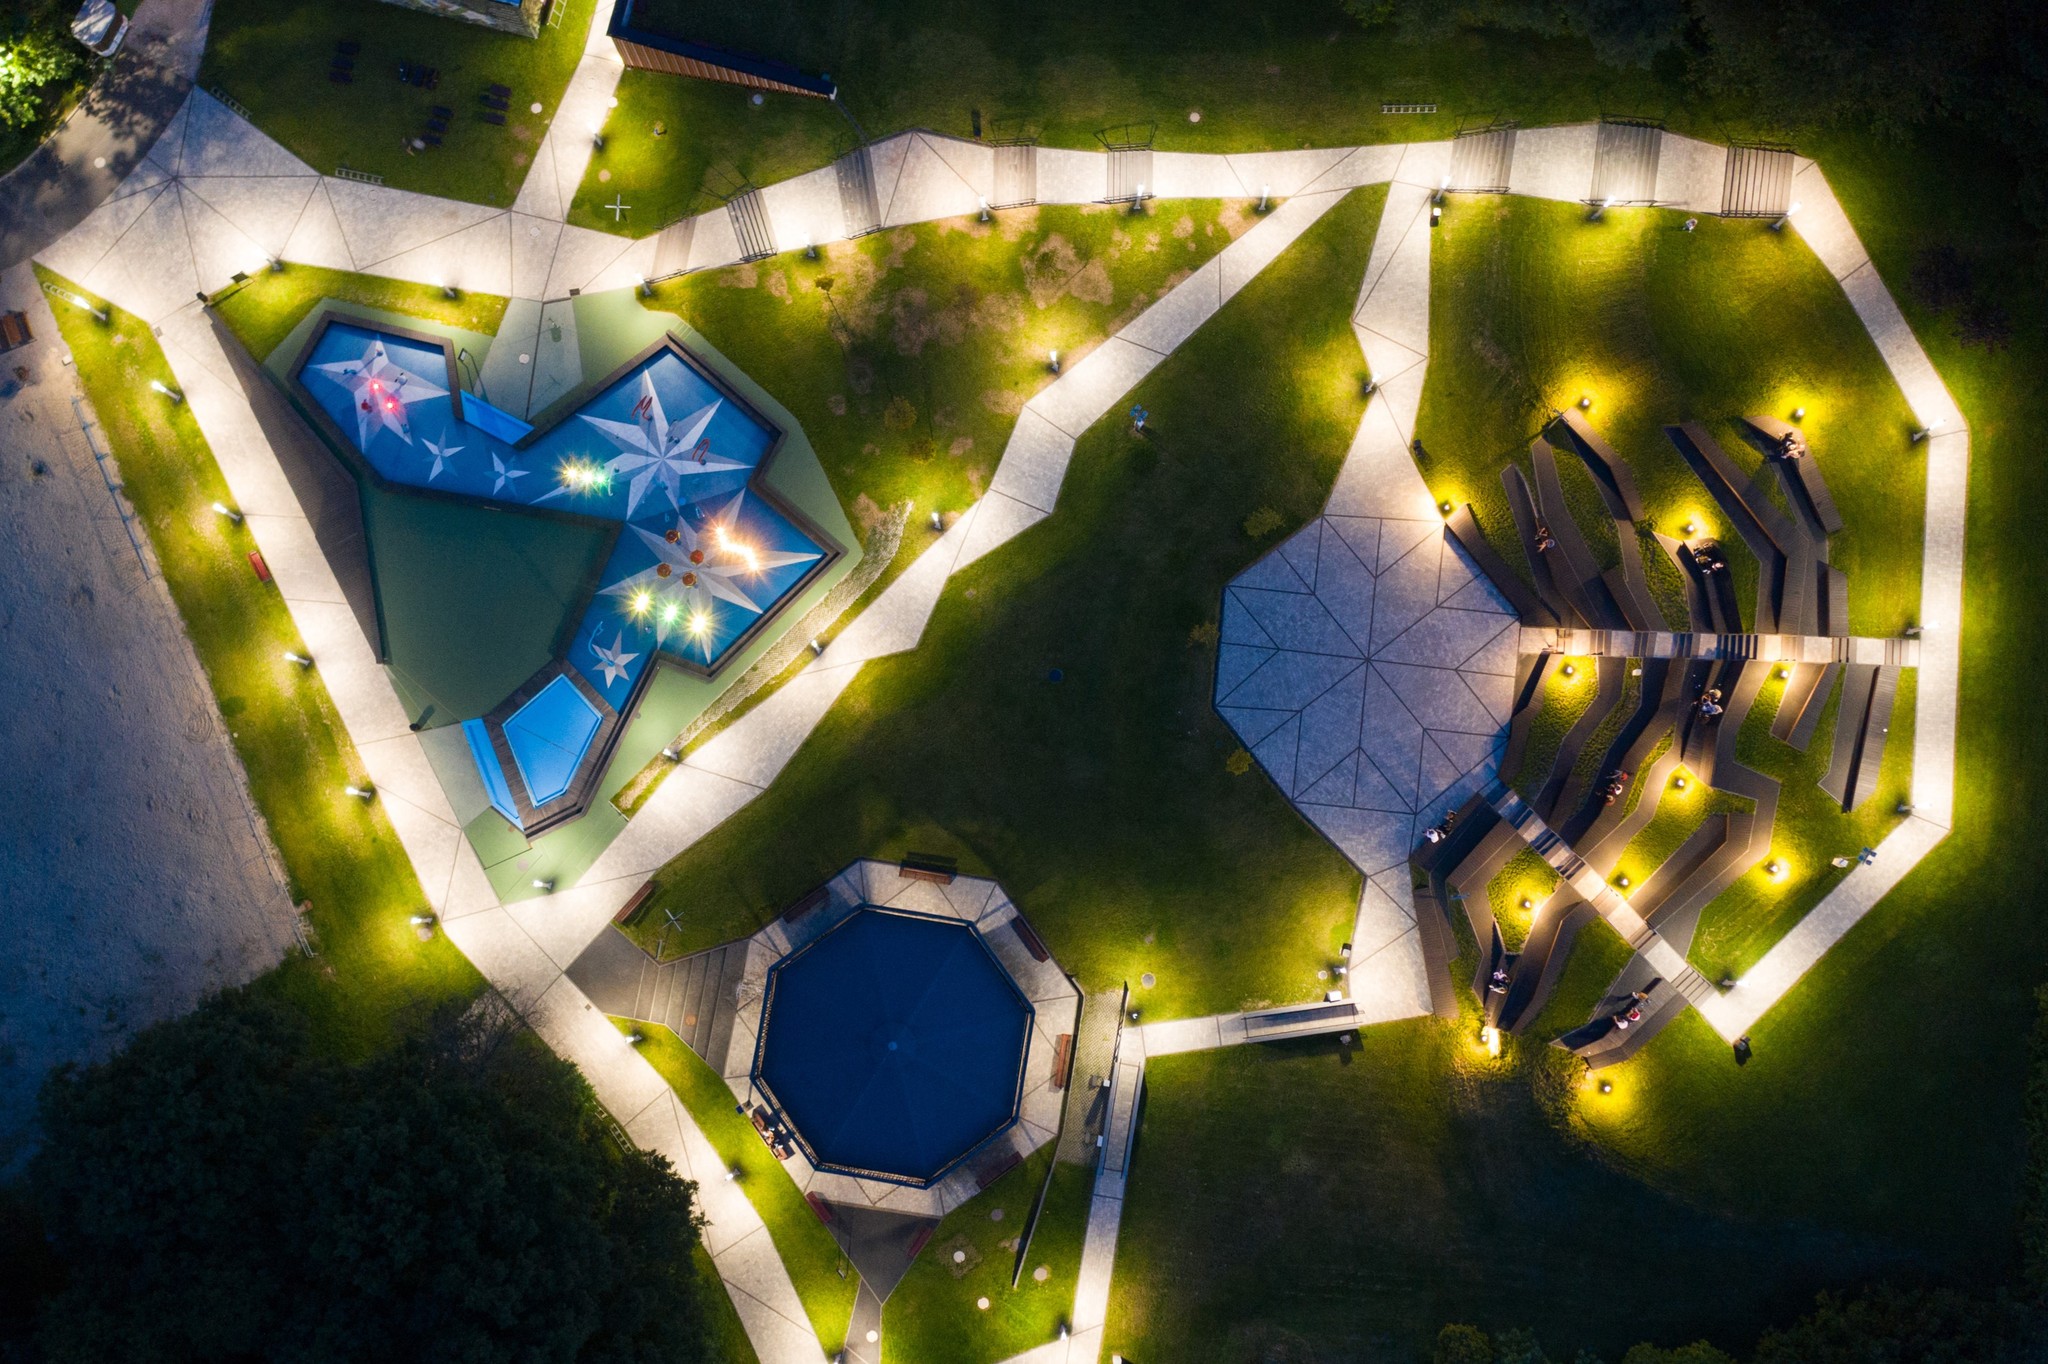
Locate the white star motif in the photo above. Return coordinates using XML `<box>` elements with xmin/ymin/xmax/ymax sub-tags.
<box><xmin>310</xmin><ymin>338</ymin><xmax>447</xmax><ymax>448</ymax></box>
<box><xmin>580</xmin><ymin>371</ymin><xmax>749</xmax><ymax>517</ymax></box>
<box><xmin>604</xmin><ymin>490</ymin><xmax>820</xmax><ymax>644</ymax></box>
<box><xmin>491</xmin><ymin>453</ymin><xmax>528</xmax><ymax>496</ymax></box>
<box><xmin>588</xmin><ymin>631</ymin><xmax>640</xmax><ymax>687</ymax></box>
<box><xmin>423</xmin><ymin>435</ymin><xmax>463</xmax><ymax>482</ymax></box>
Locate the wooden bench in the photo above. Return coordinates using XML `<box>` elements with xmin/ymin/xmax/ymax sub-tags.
<box><xmin>1009</xmin><ymin>915</ymin><xmax>1049</xmax><ymax>962</ymax></box>
<box><xmin>247</xmin><ymin>550</ymin><xmax>271</xmax><ymax>583</ymax></box>
<box><xmin>0</xmin><ymin>310</ymin><xmax>30</xmax><ymax>351</ymax></box>
<box><xmin>1050</xmin><ymin>1034</ymin><xmax>1074</xmax><ymax>1091</ymax></box>
<box><xmin>612</xmin><ymin>880</ymin><xmax>657</xmax><ymax>926</ymax></box>
<box><xmin>898</xmin><ymin>851</ymin><xmax>958</xmax><ymax>885</ymax></box>
<box><xmin>780</xmin><ymin>887</ymin><xmax>828</xmax><ymax>923</ymax></box>
<box><xmin>1241</xmin><ymin>1000</ymin><xmax>1361</xmax><ymax>1043</ymax></box>
<box><xmin>804</xmin><ymin>1192</ymin><xmax>835</xmax><ymax>1225</ymax></box>
<box><xmin>974</xmin><ymin>1148</ymin><xmax>1021</xmax><ymax>1190</ymax></box>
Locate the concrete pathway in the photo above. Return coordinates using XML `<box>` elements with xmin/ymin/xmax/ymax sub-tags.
<box><xmin>27</xmin><ymin>89</ymin><xmax>1975</xmax><ymax>1360</ymax></box>
<box><xmin>1522</xmin><ymin>626</ymin><xmax>1920</xmax><ymax>667</ymax></box>
<box><xmin>0</xmin><ymin>0</ymin><xmax>209</xmax><ymax>271</ymax></box>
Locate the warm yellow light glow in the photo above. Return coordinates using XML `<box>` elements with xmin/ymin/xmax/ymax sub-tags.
<box><xmin>1480</xmin><ymin>1026</ymin><xmax>1501</xmax><ymax>1058</ymax></box>
<box><xmin>630</xmin><ymin>590</ymin><xmax>652</xmax><ymax>615</ymax></box>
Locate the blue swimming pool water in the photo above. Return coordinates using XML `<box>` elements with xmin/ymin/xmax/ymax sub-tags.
<box><xmin>504</xmin><ymin>676</ymin><xmax>603</xmax><ymax>805</ymax></box>
<box><xmin>297</xmin><ymin>322</ymin><xmax>825</xmax><ymax>694</ymax></box>
<box><xmin>462</xmin><ymin>718</ymin><xmax>520</xmax><ymax>825</ymax></box>
<box><xmin>754</xmin><ymin>909</ymin><xmax>1032</xmax><ymax>1185</ymax></box>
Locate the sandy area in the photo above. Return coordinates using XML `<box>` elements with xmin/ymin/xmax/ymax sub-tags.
<box><xmin>0</xmin><ymin>265</ymin><xmax>296</xmax><ymax>1173</ymax></box>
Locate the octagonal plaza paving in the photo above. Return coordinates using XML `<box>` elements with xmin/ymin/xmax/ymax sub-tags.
<box><xmin>1216</xmin><ymin>515</ymin><xmax>1518</xmax><ymax>879</ymax></box>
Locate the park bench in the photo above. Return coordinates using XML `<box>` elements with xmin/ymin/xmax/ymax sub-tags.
<box><xmin>1241</xmin><ymin>999</ymin><xmax>1360</xmax><ymax>1043</ymax></box>
<box><xmin>804</xmin><ymin>1193</ymin><xmax>835</xmax><ymax>1225</ymax></box>
<box><xmin>898</xmin><ymin>851</ymin><xmax>957</xmax><ymax>885</ymax></box>
<box><xmin>611</xmin><ymin>880</ymin><xmax>656</xmax><ymax>926</ymax></box>
<box><xmin>780</xmin><ymin>887</ymin><xmax>828</xmax><ymax>923</ymax></box>
<box><xmin>1010</xmin><ymin>915</ymin><xmax>1049</xmax><ymax>962</ymax></box>
<box><xmin>1050</xmin><ymin>1034</ymin><xmax>1074</xmax><ymax>1090</ymax></box>
<box><xmin>0</xmin><ymin>311</ymin><xmax>30</xmax><ymax>351</ymax></box>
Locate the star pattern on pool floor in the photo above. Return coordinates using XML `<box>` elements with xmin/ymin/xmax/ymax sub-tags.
<box><xmin>580</xmin><ymin>371</ymin><xmax>749</xmax><ymax>517</ymax></box>
<box><xmin>1215</xmin><ymin>515</ymin><xmax>1521</xmax><ymax>876</ymax></box>
<box><xmin>309</xmin><ymin>337</ymin><xmax>446</xmax><ymax>448</ymax></box>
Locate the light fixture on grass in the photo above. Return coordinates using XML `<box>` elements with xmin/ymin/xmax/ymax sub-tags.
<box><xmin>532</xmin><ymin>877</ymin><xmax>555</xmax><ymax>892</ymax></box>
<box><xmin>282</xmin><ymin>650</ymin><xmax>312</xmax><ymax>668</ymax></box>
<box><xmin>212</xmin><ymin>501</ymin><xmax>242</xmax><ymax>524</ymax></box>
<box><xmin>148</xmin><ymin>379</ymin><xmax>182</xmax><ymax>403</ymax></box>
<box><xmin>345</xmin><ymin>783</ymin><xmax>374</xmax><ymax>800</ymax></box>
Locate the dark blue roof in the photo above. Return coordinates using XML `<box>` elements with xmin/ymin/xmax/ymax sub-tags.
<box><xmin>754</xmin><ymin>909</ymin><xmax>1032</xmax><ymax>1186</ymax></box>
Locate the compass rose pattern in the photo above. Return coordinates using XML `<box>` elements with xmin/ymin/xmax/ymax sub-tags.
<box><xmin>294</xmin><ymin>321</ymin><xmax>827</xmax><ymax>696</ymax></box>
<box><xmin>309</xmin><ymin>336</ymin><xmax>447</xmax><ymax>448</ymax></box>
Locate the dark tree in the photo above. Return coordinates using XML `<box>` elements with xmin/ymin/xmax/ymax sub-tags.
<box><xmin>24</xmin><ymin>991</ymin><xmax>710</xmax><ymax>1364</ymax></box>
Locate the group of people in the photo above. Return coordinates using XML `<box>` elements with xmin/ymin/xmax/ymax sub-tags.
<box><xmin>1533</xmin><ymin>521</ymin><xmax>1557</xmax><ymax>554</ymax></box>
<box><xmin>1599</xmin><ymin>769</ymin><xmax>1632</xmax><ymax>806</ymax></box>
<box><xmin>1609</xmin><ymin>987</ymin><xmax>1654</xmax><ymax>1030</ymax></box>
<box><xmin>1422</xmin><ymin>810</ymin><xmax>1460</xmax><ymax>845</ymax></box>
<box><xmin>1696</xmin><ymin>686</ymin><xmax>1725</xmax><ymax>722</ymax></box>
<box><xmin>1775</xmin><ymin>430</ymin><xmax>1808</xmax><ymax>461</ymax></box>
<box><xmin>1689</xmin><ymin>539</ymin><xmax>1728</xmax><ymax>574</ymax></box>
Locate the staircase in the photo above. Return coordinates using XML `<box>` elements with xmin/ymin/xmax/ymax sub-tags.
<box><xmin>568</xmin><ymin>931</ymin><xmax>748</xmax><ymax>1067</ymax></box>
<box><xmin>1489</xmin><ymin>786</ymin><xmax>1722</xmax><ymax>1012</ymax></box>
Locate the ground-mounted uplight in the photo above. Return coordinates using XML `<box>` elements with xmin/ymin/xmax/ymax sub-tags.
<box><xmin>1257</xmin><ymin>183</ymin><xmax>1271</xmax><ymax>214</ymax></box>
<box><xmin>1519</xmin><ymin>896</ymin><xmax>1533</xmax><ymax>911</ymax></box>
<box><xmin>1791</xmin><ymin>405</ymin><xmax>1807</xmax><ymax>422</ymax></box>
<box><xmin>1615</xmin><ymin>873</ymin><xmax>1631</xmax><ymax>889</ymax></box>
<box><xmin>409</xmin><ymin>912</ymin><xmax>436</xmax><ymax>941</ymax></box>
<box><xmin>282</xmin><ymin>650</ymin><xmax>313</xmax><ymax>668</ymax></box>
<box><xmin>1480</xmin><ymin>1026</ymin><xmax>1501</xmax><ymax>1058</ymax></box>
<box><xmin>1577</xmin><ymin>393</ymin><xmax>1593</xmax><ymax>411</ymax></box>
<box><xmin>1438</xmin><ymin>499</ymin><xmax>1454</xmax><ymax>516</ymax></box>
<box><xmin>211</xmin><ymin>501</ymin><xmax>242</xmax><ymax>524</ymax></box>
<box><xmin>1560</xmin><ymin>662</ymin><xmax>1577</xmax><ymax>680</ymax></box>
<box><xmin>1771</xmin><ymin>201</ymin><xmax>1801</xmax><ymax>232</ymax></box>
<box><xmin>1362</xmin><ymin>371</ymin><xmax>1379</xmax><ymax>397</ymax></box>
<box><xmin>1047</xmin><ymin>348</ymin><xmax>1061</xmax><ymax>374</ymax></box>
<box><xmin>978</xmin><ymin>196</ymin><xmax>991</xmax><ymax>223</ymax></box>
<box><xmin>626</xmin><ymin>1028</ymin><xmax>645</xmax><ymax>1046</ymax></box>
<box><xmin>1764</xmin><ymin>858</ymin><xmax>1788</xmax><ymax>882</ymax></box>
<box><xmin>1775</xmin><ymin>666</ymin><xmax>1790</xmax><ymax>681</ymax></box>
<box><xmin>1912</xmin><ymin>417</ymin><xmax>1943</xmax><ymax>443</ymax></box>
<box><xmin>1673</xmin><ymin>773</ymin><xmax>1689</xmax><ymax>792</ymax></box>
<box><xmin>930</xmin><ymin>509</ymin><xmax>944</xmax><ymax>532</ymax></box>
<box><xmin>1589</xmin><ymin>196</ymin><xmax>1614</xmax><ymax>221</ymax></box>
<box><xmin>803</xmin><ymin>233</ymin><xmax>818</xmax><ymax>261</ymax></box>
<box><xmin>1599</xmin><ymin>1079</ymin><xmax>1613</xmax><ymax>1094</ymax></box>
<box><xmin>589</xmin><ymin>123</ymin><xmax>605</xmax><ymax>151</ymax></box>
<box><xmin>635</xmin><ymin>274</ymin><xmax>651</xmax><ymax>298</ymax></box>
<box><xmin>268</xmin><ymin>257</ymin><xmax>285</xmax><ymax>274</ymax></box>
<box><xmin>148</xmin><ymin>378</ymin><xmax>183</xmax><ymax>404</ymax></box>
<box><xmin>532</xmin><ymin>877</ymin><xmax>555</xmax><ymax>892</ymax></box>
<box><xmin>345</xmin><ymin>783</ymin><xmax>375</xmax><ymax>801</ymax></box>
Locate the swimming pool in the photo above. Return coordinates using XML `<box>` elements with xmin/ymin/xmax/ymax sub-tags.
<box><xmin>753</xmin><ymin>909</ymin><xmax>1033</xmax><ymax>1186</ymax></box>
<box><xmin>293</xmin><ymin>317</ymin><xmax>840</xmax><ymax>833</ymax></box>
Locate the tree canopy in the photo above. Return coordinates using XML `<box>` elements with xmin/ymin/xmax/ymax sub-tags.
<box><xmin>21</xmin><ymin>991</ymin><xmax>713</xmax><ymax>1364</ymax></box>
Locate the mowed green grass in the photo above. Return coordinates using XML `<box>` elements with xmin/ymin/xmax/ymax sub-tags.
<box><xmin>632</xmin><ymin>187</ymin><xmax>1389</xmax><ymax>1019</ymax></box>
<box><xmin>200</xmin><ymin>0</ymin><xmax>595</xmax><ymax>205</ymax></box>
<box><xmin>1415</xmin><ymin>196</ymin><xmax>1923</xmax><ymax>638</ymax></box>
<box><xmin>1107</xmin><ymin>130</ymin><xmax>2048</xmax><ymax>1361</ymax></box>
<box><xmin>569</xmin><ymin>1</ymin><xmax>1704</xmax><ymax>232</ymax></box>
<box><xmin>1104</xmin><ymin>1020</ymin><xmax>1918</xmax><ymax>1363</ymax></box>
<box><xmin>614</xmin><ymin>1021</ymin><xmax>857</xmax><ymax>1353</ymax></box>
<box><xmin>882</xmin><ymin>1149</ymin><xmax>1092</xmax><ymax>1364</ymax></box>
<box><xmin>212</xmin><ymin>265</ymin><xmax>510</xmax><ymax>364</ymax></box>
<box><xmin>637</xmin><ymin>201</ymin><xmax>1259</xmax><ymax>601</ymax></box>
<box><xmin>36</xmin><ymin>270</ymin><xmax>483</xmax><ymax>1054</ymax></box>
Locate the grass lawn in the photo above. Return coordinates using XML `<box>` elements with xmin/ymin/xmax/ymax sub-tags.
<box><xmin>881</xmin><ymin>1149</ymin><xmax>1092</xmax><ymax>1364</ymax></box>
<box><xmin>1508</xmin><ymin>656</ymin><xmax>1596</xmax><ymax>797</ymax></box>
<box><xmin>1485</xmin><ymin>849</ymin><xmax>1559</xmax><ymax>953</ymax></box>
<box><xmin>1105</xmin><ymin>1020</ymin><xmax>1920</xmax><ymax>1363</ymax></box>
<box><xmin>199</xmin><ymin>0</ymin><xmax>596</xmax><ymax>205</ymax></box>
<box><xmin>211</xmin><ymin>265</ymin><xmax>510</xmax><ymax>365</ymax></box>
<box><xmin>569</xmin><ymin>3</ymin><xmax>1748</xmax><ymax>233</ymax></box>
<box><xmin>35</xmin><ymin>269</ymin><xmax>483</xmax><ymax>1055</ymax></box>
<box><xmin>1610</xmin><ymin>773</ymin><xmax>1751</xmax><ymax>891</ymax></box>
<box><xmin>627</xmin><ymin>186</ymin><xmax>1388</xmax><ymax>1017</ymax></box>
<box><xmin>1683</xmin><ymin>668</ymin><xmax>1916</xmax><ymax>980</ymax></box>
<box><xmin>615</xmin><ymin>1020</ymin><xmax>858</xmax><ymax>1353</ymax></box>
<box><xmin>1103</xmin><ymin>116</ymin><xmax>2048</xmax><ymax>1359</ymax></box>
<box><xmin>1415</xmin><ymin>196</ymin><xmax>1924</xmax><ymax>638</ymax></box>
<box><xmin>637</xmin><ymin>200</ymin><xmax>1259</xmax><ymax>601</ymax></box>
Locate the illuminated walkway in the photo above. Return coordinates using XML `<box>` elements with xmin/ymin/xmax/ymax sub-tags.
<box><xmin>31</xmin><ymin>45</ymin><xmax>1970</xmax><ymax>1357</ymax></box>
